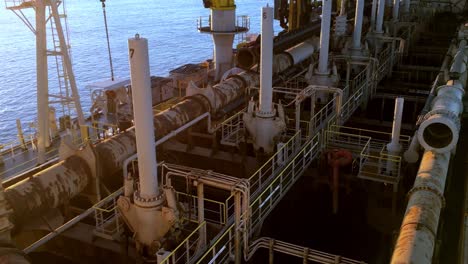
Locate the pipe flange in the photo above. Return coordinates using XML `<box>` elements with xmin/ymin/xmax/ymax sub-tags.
<box><xmin>421</xmin><ymin>109</ymin><xmax>461</xmax><ymax>130</ymax></box>
<box><xmin>134</xmin><ymin>190</ymin><xmax>165</xmax><ymax>207</ymax></box>
<box><xmin>407</xmin><ymin>185</ymin><xmax>446</xmax><ymax>208</ymax></box>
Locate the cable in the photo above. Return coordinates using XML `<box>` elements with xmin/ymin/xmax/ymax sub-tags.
<box><xmin>100</xmin><ymin>0</ymin><xmax>115</xmax><ymax>81</ymax></box>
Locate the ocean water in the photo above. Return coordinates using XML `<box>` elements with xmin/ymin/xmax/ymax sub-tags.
<box><xmin>0</xmin><ymin>0</ymin><xmax>278</xmax><ymax>143</ymax></box>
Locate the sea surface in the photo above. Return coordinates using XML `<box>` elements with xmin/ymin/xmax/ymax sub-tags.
<box><xmin>0</xmin><ymin>0</ymin><xmax>279</xmax><ymax>143</ymax></box>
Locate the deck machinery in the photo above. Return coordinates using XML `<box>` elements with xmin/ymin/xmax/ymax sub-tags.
<box><xmin>0</xmin><ymin>0</ymin><xmax>468</xmax><ymax>264</ymax></box>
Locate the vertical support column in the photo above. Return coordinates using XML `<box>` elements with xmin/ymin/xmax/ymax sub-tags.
<box><xmin>259</xmin><ymin>5</ymin><xmax>274</xmax><ymax>114</ymax></box>
<box><xmin>393</xmin><ymin>0</ymin><xmax>400</xmax><ymax>21</ymax></box>
<box><xmin>211</xmin><ymin>9</ymin><xmax>236</xmax><ymax>82</ymax></box>
<box><xmin>234</xmin><ymin>192</ymin><xmax>242</xmax><ymax>264</ymax></box>
<box><xmin>197</xmin><ymin>182</ymin><xmax>206</xmax><ymax>248</ymax></box>
<box><xmin>16</xmin><ymin>119</ymin><xmax>26</xmax><ymax>150</ymax></box>
<box><xmin>371</xmin><ymin>0</ymin><xmax>378</xmax><ymax>30</ymax></box>
<box><xmin>376</xmin><ymin>0</ymin><xmax>386</xmax><ymax>33</ymax></box>
<box><xmin>128</xmin><ymin>35</ymin><xmax>159</xmax><ymax>198</ymax></box>
<box><xmin>36</xmin><ymin>0</ymin><xmax>49</xmax><ymax>164</ymax></box>
<box><xmin>318</xmin><ymin>0</ymin><xmax>332</xmax><ymax>74</ymax></box>
<box><xmin>387</xmin><ymin>97</ymin><xmax>404</xmax><ymax>173</ymax></box>
<box><xmin>352</xmin><ymin>0</ymin><xmax>365</xmax><ymax>49</ymax></box>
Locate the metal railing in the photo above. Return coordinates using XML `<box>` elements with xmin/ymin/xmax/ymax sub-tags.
<box><xmin>176</xmin><ymin>191</ymin><xmax>232</xmax><ymax>225</ymax></box>
<box><xmin>160</xmin><ymin>222</ymin><xmax>208</xmax><ymax>264</ymax></box>
<box><xmin>249</xmin><ymin>133</ymin><xmax>321</xmax><ymax>236</ymax></box>
<box><xmin>248</xmin><ymin>130</ymin><xmax>304</xmax><ymax>200</ymax></box>
<box><xmin>219</xmin><ymin>109</ymin><xmax>245</xmax><ymax>147</ymax></box>
<box><xmin>196</xmin><ymin>133</ymin><xmax>321</xmax><ymax>264</ymax></box>
<box><xmin>197</xmin><ymin>15</ymin><xmax>250</xmax><ymax>34</ymax></box>
<box><xmin>359</xmin><ymin>145</ymin><xmax>403</xmax><ymax>185</ymax></box>
<box><xmin>93</xmin><ymin>189</ymin><xmax>124</xmax><ymax>240</ymax></box>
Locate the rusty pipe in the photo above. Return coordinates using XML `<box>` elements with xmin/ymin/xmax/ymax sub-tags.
<box><xmin>3</xmin><ymin>35</ymin><xmax>317</xmax><ymax>227</ymax></box>
<box><xmin>4</xmin><ymin>156</ymin><xmax>91</xmax><ymax>228</ymax></box>
<box><xmin>390</xmin><ymin>151</ymin><xmax>450</xmax><ymax>264</ymax></box>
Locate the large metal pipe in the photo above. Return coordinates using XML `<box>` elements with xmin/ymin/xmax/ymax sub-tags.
<box><xmin>390</xmin><ymin>151</ymin><xmax>450</xmax><ymax>264</ymax></box>
<box><xmin>4</xmin><ymin>156</ymin><xmax>91</xmax><ymax>227</ymax></box>
<box><xmin>318</xmin><ymin>0</ymin><xmax>333</xmax><ymax>74</ymax></box>
<box><xmin>259</xmin><ymin>6</ymin><xmax>274</xmax><ymax>114</ymax></box>
<box><xmin>236</xmin><ymin>22</ymin><xmax>322</xmax><ymax>70</ymax></box>
<box><xmin>417</xmin><ymin>80</ymin><xmax>465</xmax><ymax>153</ymax></box>
<box><xmin>129</xmin><ymin>35</ymin><xmax>159</xmax><ymax>198</ymax></box>
<box><xmin>4</xmin><ymin>38</ymin><xmax>317</xmax><ymax>226</ymax></box>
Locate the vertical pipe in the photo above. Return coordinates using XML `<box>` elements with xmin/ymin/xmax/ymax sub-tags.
<box><xmin>197</xmin><ymin>182</ymin><xmax>206</xmax><ymax>248</ymax></box>
<box><xmin>389</xmin><ymin>97</ymin><xmax>404</xmax><ymax>149</ymax></box>
<box><xmin>371</xmin><ymin>0</ymin><xmax>378</xmax><ymax>30</ymax></box>
<box><xmin>352</xmin><ymin>0</ymin><xmax>365</xmax><ymax>49</ymax></box>
<box><xmin>403</xmin><ymin>0</ymin><xmax>410</xmax><ymax>13</ymax></box>
<box><xmin>393</xmin><ymin>0</ymin><xmax>400</xmax><ymax>21</ymax></box>
<box><xmin>318</xmin><ymin>0</ymin><xmax>332</xmax><ymax>74</ymax></box>
<box><xmin>387</xmin><ymin>97</ymin><xmax>404</xmax><ymax>173</ymax></box>
<box><xmin>128</xmin><ymin>35</ymin><xmax>159</xmax><ymax>198</ymax></box>
<box><xmin>339</xmin><ymin>0</ymin><xmax>347</xmax><ymax>15</ymax></box>
<box><xmin>259</xmin><ymin>6</ymin><xmax>274</xmax><ymax>114</ymax></box>
<box><xmin>332</xmin><ymin>165</ymin><xmax>339</xmax><ymax>214</ymax></box>
<box><xmin>36</xmin><ymin>0</ymin><xmax>49</xmax><ymax>164</ymax></box>
<box><xmin>376</xmin><ymin>0</ymin><xmax>386</xmax><ymax>33</ymax></box>
<box><xmin>234</xmin><ymin>192</ymin><xmax>242</xmax><ymax>264</ymax></box>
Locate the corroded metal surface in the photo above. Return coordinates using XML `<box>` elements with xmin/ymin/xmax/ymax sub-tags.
<box><xmin>4</xmin><ymin>156</ymin><xmax>91</xmax><ymax>226</ymax></box>
<box><xmin>94</xmin><ymin>131</ymin><xmax>137</xmax><ymax>177</ymax></box>
<box><xmin>391</xmin><ymin>151</ymin><xmax>450</xmax><ymax>264</ymax></box>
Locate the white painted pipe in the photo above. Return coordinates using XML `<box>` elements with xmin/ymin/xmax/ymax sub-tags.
<box><xmin>388</xmin><ymin>97</ymin><xmax>404</xmax><ymax>152</ymax></box>
<box><xmin>352</xmin><ymin>0</ymin><xmax>365</xmax><ymax>49</ymax></box>
<box><xmin>417</xmin><ymin>80</ymin><xmax>465</xmax><ymax>153</ymax></box>
<box><xmin>391</xmin><ymin>151</ymin><xmax>450</xmax><ymax>264</ymax></box>
<box><xmin>371</xmin><ymin>0</ymin><xmax>378</xmax><ymax>30</ymax></box>
<box><xmin>393</xmin><ymin>0</ymin><xmax>400</xmax><ymax>21</ymax></box>
<box><xmin>376</xmin><ymin>0</ymin><xmax>386</xmax><ymax>33</ymax></box>
<box><xmin>259</xmin><ymin>6</ymin><xmax>274</xmax><ymax>115</ymax></box>
<box><xmin>318</xmin><ymin>0</ymin><xmax>332</xmax><ymax>74</ymax></box>
<box><xmin>403</xmin><ymin>133</ymin><xmax>420</xmax><ymax>163</ymax></box>
<box><xmin>386</xmin><ymin>98</ymin><xmax>404</xmax><ymax>174</ymax></box>
<box><xmin>128</xmin><ymin>35</ymin><xmax>159</xmax><ymax>198</ymax></box>
<box><xmin>36</xmin><ymin>0</ymin><xmax>49</xmax><ymax>164</ymax></box>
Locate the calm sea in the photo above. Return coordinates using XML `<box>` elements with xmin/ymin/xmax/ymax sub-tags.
<box><xmin>0</xmin><ymin>0</ymin><xmax>278</xmax><ymax>143</ymax></box>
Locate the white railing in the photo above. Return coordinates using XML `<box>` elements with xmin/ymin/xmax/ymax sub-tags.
<box><xmin>219</xmin><ymin>109</ymin><xmax>245</xmax><ymax>147</ymax></box>
<box><xmin>93</xmin><ymin>190</ymin><xmax>124</xmax><ymax>240</ymax></box>
<box><xmin>160</xmin><ymin>222</ymin><xmax>208</xmax><ymax>264</ymax></box>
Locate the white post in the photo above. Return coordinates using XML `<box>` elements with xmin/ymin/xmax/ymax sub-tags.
<box><xmin>259</xmin><ymin>6</ymin><xmax>274</xmax><ymax>114</ymax></box>
<box><xmin>371</xmin><ymin>0</ymin><xmax>378</xmax><ymax>30</ymax></box>
<box><xmin>128</xmin><ymin>35</ymin><xmax>159</xmax><ymax>198</ymax></box>
<box><xmin>376</xmin><ymin>0</ymin><xmax>386</xmax><ymax>33</ymax></box>
<box><xmin>318</xmin><ymin>0</ymin><xmax>332</xmax><ymax>74</ymax></box>
<box><xmin>387</xmin><ymin>97</ymin><xmax>404</xmax><ymax>173</ymax></box>
<box><xmin>352</xmin><ymin>0</ymin><xmax>365</xmax><ymax>49</ymax></box>
<box><xmin>393</xmin><ymin>0</ymin><xmax>400</xmax><ymax>21</ymax></box>
<box><xmin>36</xmin><ymin>0</ymin><xmax>49</xmax><ymax>164</ymax></box>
